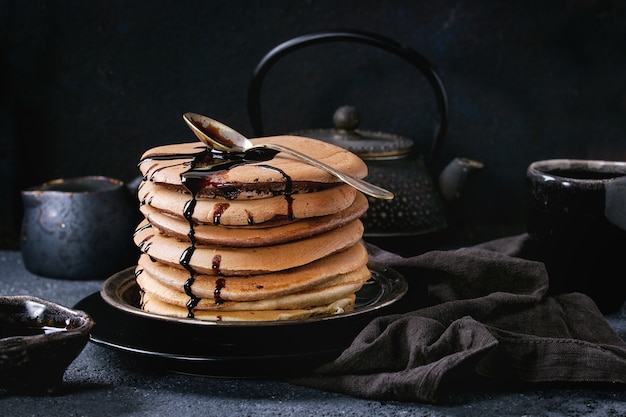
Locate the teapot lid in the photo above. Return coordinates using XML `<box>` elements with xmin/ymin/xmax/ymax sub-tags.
<box><xmin>295</xmin><ymin>106</ymin><xmax>414</xmax><ymax>160</ymax></box>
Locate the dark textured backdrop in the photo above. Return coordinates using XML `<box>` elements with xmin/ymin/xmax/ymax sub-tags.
<box><xmin>1</xmin><ymin>0</ymin><xmax>625</xmax><ymax>249</ymax></box>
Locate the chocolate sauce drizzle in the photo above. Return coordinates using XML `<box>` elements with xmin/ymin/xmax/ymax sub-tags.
<box><xmin>212</xmin><ymin>203</ymin><xmax>230</xmax><ymax>225</ymax></box>
<box><xmin>133</xmin><ymin>222</ymin><xmax>154</xmax><ymax>252</ymax></box>
<box><xmin>214</xmin><ymin>277</ymin><xmax>226</xmax><ymax>303</ymax></box>
<box><xmin>136</xmin><ymin>145</ymin><xmax>283</xmax><ymax>318</ymax></box>
<box><xmin>258</xmin><ymin>164</ymin><xmax>294</xmax><ymax>220</ymax></box>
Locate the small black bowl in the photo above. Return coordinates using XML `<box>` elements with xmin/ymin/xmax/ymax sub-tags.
<box><xmin>0</xmin><ymin>296</ymin><xmax>95</xmax><ymax>394</ymax></box>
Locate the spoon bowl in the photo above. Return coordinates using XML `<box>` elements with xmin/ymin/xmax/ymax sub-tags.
<box><xmin>182</xmin><ymin>113</ymin><xmax>394</xmax><ymax>200</ymax></box>
<box><xmin>183</xmin><ymin>112</ymin><xmax>249</xmax><ymax>152</ymax></box>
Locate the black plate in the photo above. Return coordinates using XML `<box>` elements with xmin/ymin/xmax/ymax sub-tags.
<box><xmin>74</xmin><ymin>262</ymin><xmax>407</xmax><ymax>377</ymax></box>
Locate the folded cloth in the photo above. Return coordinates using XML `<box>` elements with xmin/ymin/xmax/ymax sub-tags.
<box><xmin>291</xmin><ymin>234</ymin><xmax>626</xmax><ymax>403</ymax></box>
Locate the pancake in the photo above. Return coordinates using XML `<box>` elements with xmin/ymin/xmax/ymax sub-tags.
<box><xmin>133</xmin><ymin>218</ymin><xmax>364</xmax><ymax>275</ymax></box>
<box><xmin>138</xmin><ymin>180</ymin><xmax>357</xmax><ymax>226</ymax></box>
<box><xmin>136</xmin><ymin>242</ymin><xmax>369</xmax><ymax>301</ymax></box>
<box><xmin>140</xmin><ymin>292</ymin><xmax>355</xmax><ymax>321</ymax></box>
<box><xmin>139</xmin><ymin>135</ymin><xmax>368</xmax><ymax>194</ymax></box>
<box><xmin>137</xmin><ymin>267</ymin><xmax>367</xmax><ymax>311</ymax></box>
<box><xmin>141</xmin><ymin>191</ymin><xmax>368</xmax><ymax>246</ymax></box>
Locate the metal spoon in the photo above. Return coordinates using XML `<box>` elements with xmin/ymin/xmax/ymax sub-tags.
<box><xmin>182</xmin><ymin>112</ymin><xmax>394</xmax><ymax>200</ymax></box>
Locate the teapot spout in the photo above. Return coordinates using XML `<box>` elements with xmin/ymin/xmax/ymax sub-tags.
<box><xmin>438</xmin><ymin>158</ymin><xmax>484</xmax><ymax>202</ymax></box>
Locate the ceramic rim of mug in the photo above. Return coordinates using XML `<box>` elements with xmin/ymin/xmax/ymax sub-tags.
<box><xmin>528</xmin><ymin>159</ymin><xmax>626</xmax><ymax>182</ymax></box>
<box><xmin>24</xmin><ymin>176</ymin><xmax>125</xmax><ymax>194</ymax></box>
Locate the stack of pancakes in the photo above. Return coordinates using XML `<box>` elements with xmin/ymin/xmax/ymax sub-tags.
<box><xmin>133</xmin><ymin>135</ymin><xmax>372</xmax><ymax>321</ymax></box>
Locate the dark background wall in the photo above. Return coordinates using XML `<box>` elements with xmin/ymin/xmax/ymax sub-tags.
<box><xmin>1</xmin><ymin>0</ymin><xmax>625</xmax><ymax>250</ymax></box>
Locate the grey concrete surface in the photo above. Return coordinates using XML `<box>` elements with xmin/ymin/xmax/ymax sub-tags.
<box><xmin>1</xmin><ymin>250</ymin><xmax>625</xmax><ymax>416</ymax></box>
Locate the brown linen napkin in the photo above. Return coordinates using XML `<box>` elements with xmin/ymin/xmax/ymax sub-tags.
<box><xmin>291</xmin><ymin>234</ymin><xmax>626</xmax><ymax>403</ymax></box>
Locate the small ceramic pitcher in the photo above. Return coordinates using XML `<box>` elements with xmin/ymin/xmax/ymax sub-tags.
<box><xmin>20</xmin><ymin>176</ymin><xmax>139</xmax><ymax>280</ymax></box>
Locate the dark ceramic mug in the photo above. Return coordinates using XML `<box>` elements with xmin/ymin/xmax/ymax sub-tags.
<box><xmin>20</xmin><ymin>176</ymin><xmax>140</xmax><ymax>280</ymax></box>
<box><xmin>525</xmin><ymin>159</ymin><xmax>626</xmax><ymax>313</ymax></box>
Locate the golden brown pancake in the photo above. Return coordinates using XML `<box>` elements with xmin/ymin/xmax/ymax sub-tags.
<box><xmin>137</xmin><ymin>268</ymin><xmax>367</xmax><ymax>311</ymax></box>
<box><xmin>138</xmin><ymin>135</ymin><xmax>368</xmax><ymax>192</ymax></box>
<box><xmin>136</xmin><ymin>242</ymin><xmax>369</xmax><ymax>301</ymax></box>
<box><xmin>141</xmin><ymin>192</ymin><xmax>368</xmax><ymax>246</ymax></box>
<box><xmin>138</xmin><ymin>180</ymin><xmax>358</xmax><ymax>226</ymax></box>
<box><xmin>133</xmin><ymin>218</ymin><xmax>364</xmax><ymax>275</ymax></box>
<box><xmin>140</xmin><ymin>292</ymin><xmax>355</xmax><ymax>321</ymax></box>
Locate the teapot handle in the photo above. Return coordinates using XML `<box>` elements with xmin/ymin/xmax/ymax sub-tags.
<box><xmin>247</xmin><ymin>29</ymin><xmax>449</xmax><ymax>163</ymax></box>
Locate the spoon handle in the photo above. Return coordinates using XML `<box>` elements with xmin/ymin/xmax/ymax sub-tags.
<box><xmin>255</xmin><ymin>143</ymin><xmax>394</xmax><ymax>200</ymax></box>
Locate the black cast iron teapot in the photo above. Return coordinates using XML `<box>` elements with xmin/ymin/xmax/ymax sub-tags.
<box><xmin>247</xmin><ymin>30</ymin><xmax>483</xmax><ymax>247</ymax></box>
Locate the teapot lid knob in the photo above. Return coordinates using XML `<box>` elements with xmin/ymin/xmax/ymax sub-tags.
<box><xmin>333</xmin><ymin>105</ymin><xmax>361</xmax><ymax>131</ymax></box>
